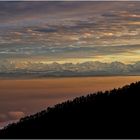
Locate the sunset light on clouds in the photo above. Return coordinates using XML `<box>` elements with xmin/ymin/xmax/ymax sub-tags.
<box><xmin>0</xmin><ymin>1</ymin><xmax>140</xmax><ymax>129</ymax></box>
<box><xmin>0</xmin><ymin>1</ymin><xmax>140</xmax><ymax>68</ymax></box>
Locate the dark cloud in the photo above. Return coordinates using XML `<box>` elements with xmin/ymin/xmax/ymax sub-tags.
<box><xmin>34</xmin><ymin>28</ymin><xmax>57</xmax><ymax>33</ymax></box>
<box><xmin>0</xmin><ymin>44</ymin><xmax>139</xmax><ymax>60</ymax></box>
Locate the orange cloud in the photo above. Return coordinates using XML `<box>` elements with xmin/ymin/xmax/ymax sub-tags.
<box><xmin>8</xmin><ymin>111</ymin><xmax>25</xmax><ymax>120</ymax></box>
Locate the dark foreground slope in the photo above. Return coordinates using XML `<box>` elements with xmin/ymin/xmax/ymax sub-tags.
<box><xmin>0</xmin><ymin>81</ymin><xmax>140</xmax><ymax>138</ymax></box>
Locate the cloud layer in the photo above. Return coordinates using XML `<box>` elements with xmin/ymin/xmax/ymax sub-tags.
<box><xmin>0</xmin><ymin>1</ymin><xmax>140</xmax><ymax>66</ymax></box>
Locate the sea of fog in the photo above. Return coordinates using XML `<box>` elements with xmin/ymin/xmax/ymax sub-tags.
<box><xmin>0</xmin><ymin>76</ymin><xmax>140</xmax><ymax>128</ymax></box>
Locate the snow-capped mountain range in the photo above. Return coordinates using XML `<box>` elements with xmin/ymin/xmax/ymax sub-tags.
<box><xmin>0</xmin><ymin>61</ymin><xmax>140</xmax><ymax>77</ymax></box>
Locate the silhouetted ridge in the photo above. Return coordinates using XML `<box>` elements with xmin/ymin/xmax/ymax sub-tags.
<box><xmin>0</xmin><ymin>81</ymin><xmax>140</xmax><ymax>138</ymax></box>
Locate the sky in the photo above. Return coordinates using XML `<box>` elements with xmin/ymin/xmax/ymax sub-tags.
<box><xmin>0</xmin><ymin>1</ymin><xmax>140</xmax><ymax>74</ymax></box>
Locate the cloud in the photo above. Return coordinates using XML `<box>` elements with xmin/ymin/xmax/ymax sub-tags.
<box><xmin>0</xmin><ymin>111</ymin><xmax>24</xmax><ymax>129</ymax></box>
<box><xmin>8</xmin><ymin>111</ymin><xmax>25</xmax><ymax>120</ymax></box>
<box><xmin>34</xmin><ymin>28</ymin><xmax>57</xmax><ymax>33</ymax></box>
<box><xmin>0</xmin><ymin>114</ymin><xmax>7</xmax><ymax>122</ymax></box>
<box><xmin>0</xmin><ymin>1</ymin><xmax>140</xmax><ymax>65</ymax></box>
<box><xmin>0</xmin><ymin>111</ymin><xmax>25</xmax><ymax>123</ymax></box>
